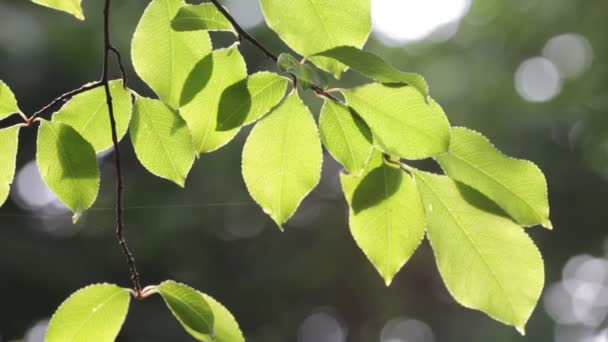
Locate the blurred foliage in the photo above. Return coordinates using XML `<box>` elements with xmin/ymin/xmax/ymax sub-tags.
<box><xmin>1</xmin><ymin>0</ymin><xmax>608</xmax><ymax>341</ymax></box>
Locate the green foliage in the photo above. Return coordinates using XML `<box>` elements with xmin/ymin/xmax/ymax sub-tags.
<box><xmin>260</xmin><ymin>0</ymin><xmax>371</xmax><ymax>77</ymax></box>
<box><xmin>131</xmin><ymin>0</ymin><xmax>212</xmax><ymax>109</ymax></box>
<box><xmin>172</xmin><ymin>3</ymin><xmax>234</xmax><ymax>32</ymax></box>
<box><xmin>199</xmin><ymin>292</ymin><xmax>245</xmax><ymax>342</ymax></box>
<box><xmin>0</xmin><ymin>126</ymin><xmax>20</xmax><ymax>207</ymax></box>
<box><xmin>277</xmin><ymin>53</ymin><xmax>332</xmax><ymax>89</ymax></box>
<box><xmin>343</xmin><ymin>83</ymin><xmax>451</xmax><ymax>159</ymax></box>
<box><xmin>36</xmin><ymin>120</ymin><xmax>99</xmax><ymax>218</ymax></box>
<box><xmin>413</xmin><ymin>171</ymin><xmax>544</xmax><ymax>332</ymax></box>
<box><xmin>53</xmin><ymin>81</ymin><xmax>132</xmax><ymax>152</ymax></box>
<box><xmin>30</xmin><ymin>0</ymin><xmax>84</xmax><ymax>20</ymax></box>
<box><xmin>156</xmin><ymin>281</ymin><xmax>215</xmax><ymax>340</ymax></box>
<box><xmin>0</xmin><ymin>80</ymin><xmax>20</xmax><ymax>120</ymax></box>
<box><xmin>242</xmin><ymin>92</ymin><xmax>322</xmax><ymax>229</ymax></box>
<box><xmin>130</xmin><ymin>96</ymin><xmax>195</xmax><ymax>187</ymax></box>
<box><xmin>45</xmin><ymin>284</ymin><xmax>130</xmax><ymax>342</ymax></box>
<box><xmin>436</xmin><ymin>127</ymin><xmax>552</xmax><ymax>228</ymax></box>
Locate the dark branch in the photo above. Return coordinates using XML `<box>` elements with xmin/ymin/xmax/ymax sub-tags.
<box><xmin>103</xmin><ymin>0</ymin><xmax>142</xmax><ymax>297</ymax></box>
<box><xmin>208</xmin><ymin>0</ymin><xmax>341</xmax><ymax>103</ymax></box>
<box><xmin>109</xmin><ymin>45</ymin><xmax>128</xmax><ymax>88</ymax></box>
<box><xmin>26</xmin><ymin>81</ymin><xmax>103</xmax><ymax>125</ymax></box>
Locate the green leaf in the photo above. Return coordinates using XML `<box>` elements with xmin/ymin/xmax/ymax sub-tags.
<box><xmin>343</xmin><ymin>83</ymin><xmax>450</xmax><ymax>160</ymax></box>
<box><xmin>201</xmin><ymin>292</ymin><xmax>244</xmax><ymax>342</ymax></box>
<box><xmin>341</xmin><ymin>153</ymin><xmax>425</xmax><ymax>285</ymax></box>
<box><xmin>130</xmin><ymin>96</ymin><xmax>196</xmax><ymax>187</ymax></box>
<box><xmin>260</xmin><ymin>0</ymin><xmax>371</xmax><ymax>77</ymax></box>
<box><xmin>276</xmin><ymin>53</ymin><xmax>332</xmax><ymax>89</ymax></box>
<box><xmin>172</xmin><ymin>3</ymin><xmax>234</xmax><ymax>32</ymax></box>
<box><xmin>52</xmin><ymin>81</ymin><xmax>132</xmax><ymax>152</ymax></box>
<box><xmin>45</xmin><ymin>284</ymin><xmax>130</xmax><ymax>342</ymax></box>
<box><xmin>436</xmin><ymin>127</ymin><xmax>551</xmax><ymax>228</ymax></box>
<box><xmin>217</xmin><ymin>72</ymin><xmax>289</xmax><ymax>131</ymax></box>
<box><xmin>319</xmin><ymin>99</ymin><xmax>373</xmax><ymax>175</ymax></box>
<box><xmin>413</xmin><ymin>171</ymin><xmax>544</xmax><ymax>333</ymax></box>
<box><xmin>313</xmin><ymin>46</ymin><xmax>429</xmax><ymax>98</ymax></box>
<box><xmin>31</xmin><ymin>0</ymin><xmax>84</xmax><ymax>20</ymax></box>
<box><xmin>0</xmin><ymin>80</ymin><xmax>21</xmax><ymax>120</ymax></box>
<box><xmin>36</xmin><ymin>120</ymin><xmax>99</xmax><ymax>215</ymax></box>
<box><xmin>132</xmin><ymin>0</ymin><xmax>212</xmax><ymax>109</ymax></box>
<box><xmin>242</xmin><ymin>91</ymin><xmax>322</xmax><ymax>229</ymax></box>
<box><xmin>157</xmin><ymin>281</ymin><xmax>215</xmax><ymax>340</ymax></box>
<box><xmin>0</xmin><ymin>126</ymin><xmax>20</xmax><ymax>207</ymax></box>
<box><xmin>180</xmin><ymin>46</ymin><xmax>248</xmax><ymax>154</ymax></box>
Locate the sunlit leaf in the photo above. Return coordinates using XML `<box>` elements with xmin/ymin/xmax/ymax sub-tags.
<box><xmin>172</xmin><ymin>3</ymin><xmax>233</xmax><ymax>32</ymax></box>
<box><xmin>313</xmin><ymin>46</ymin><xmax>429</xmax><ymax>97</ymax></box>
<box><xmin>413</xmin><ymin>170</ymin><xmax>544</xmax><ymax>333</ymax></box>
<box><xmin>0</xmin><ymin>126</ymin><xmax>20</xmax><ymax>206</ymax></box>
<box><xmin>46</xmin><ymin>284</ymin><xmax>130</xmax><ymax>342</ymax></box>
<box><xmin>37</xmin><ymin>120</ymin><xmax>99</xmax><ymax>215</ymax></box>
<box><xmin>341</xmin><ymin>153</ymin><xmax>425</xmax><ymax>285</ymax></box>
<box><xmin>180</xmin><ymin>46</ymin><xmax>248</xmax><ymax>154</ymax></box>
<box><xmin>52</xmin><ymin>80</ymin><xmax>132</xmax><ymax>152</ymax></box>
<box><xmin>260</xmin><ymin>0</ymin><xmax>371</xmax><ymax>77</ymax></box>
<box><xmin>436</xmin><ymin>127</ymin><xmax>551</xmax><ymax>228</ymax></box>
<box><xmin>217</xmin><ymin>71</ymin><xmax>289</xmax><ymax>131</ymax></box>
<box><xmin>0</xmin><ymin>80</ymin><xmax>20</xmax><ymax>120</ymax></box>
<box><xmin>319</xmin><ymin>99</ymin><xmax>373</xmax><ymax>175</ymax></box>
<box><xmin>130</xmin><ymin>96</ymin><xmax>196</xmax><ymax>187</ymax></box>
<box><xmin>242</xmin><ymin>91</ymin><xmax>322</xmax><ymax>229</ymax></box>
<box><xmin>343</xmin><ymin>83</ymin><xmax>450</xmax><ymax>159</ymax></box>
<box><xmin>201</xmin><ymin>292</ymin><xmax>244</xmax><ymax>342</ymax></box>
<box><xmin>157</xmin><ymin>281</ymin><xmax>214</xmax><ymax>340</ymax></box>
<box><xmin>276</xmin><ymin>53</ymin><xmax>332</xmax><ymax>89</ymax></box>
<box><xmin>132</xmin><ymin>0</ymin><xmax>212</xmax><ymax>109</ymax></box>
<box><xmin>31</xmin><ymin>0</ymin><xmax>84</xmax><ymax>20</ymax></box>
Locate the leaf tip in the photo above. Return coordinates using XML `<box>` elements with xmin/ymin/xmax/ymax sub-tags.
<box><xmin>72</xmin><ymin>211</ymin><xmax>83</xmax><ymax>224</ymax></box>
<box><xmin>516</xmin><ymin>325</ymin><xmax>526</xmax><ymax>336</ymax></box>
<box><xmin>542</xmin><ymin>219</ymin><xmax>553</xmax><ymax>230</ymax></box>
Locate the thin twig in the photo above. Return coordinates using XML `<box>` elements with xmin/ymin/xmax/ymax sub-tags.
<box><xmin>108</xmin><ymin>46</ymin><xmax>128</xmax><ymax>88</ymax></box>
<box><xmin>26</xmin><ymin>81</ymin><xmax>103</xmax><ymax>125</ymax></box>
<box><xmin>102</xmin><ymin>0</ymin><xmax>142</xmax><ymax>297</ymax></box>
<box><xmin>208</xmin><ymin>0</ymin><xmax>341</xmax><ymax>103</ymax></box>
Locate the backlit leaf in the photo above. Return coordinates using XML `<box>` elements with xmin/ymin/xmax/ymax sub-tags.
<box><xmin>260</xmin><ymin>0</ymin><xmax>371</xmax><ymax>77</ymax></box>
<box><xmin>130</xmin><ymin>96</ymin><xmax>196</xmax><ymax>187</ymax></box>
<box><xmin>0</xmin><ymin>80</ymin><xmax>20</xmax><ymax>120</ymax></box>
<box><xmin>201</xmin><ymin>292</ymin><xmax>244</xmax><ymax>342</ymax></box>
<box><xmin>319</xmin><ymin>99</ymin><xmax>373</xmax><ymax>175</ymax></box>
<box><xmin>132</xmin><ymin>0</ymin><xmax>212</xmax><ymax>109</ymax></box>
<box><xmin>36</xmin><ymin>120</ymin><xmax>99</xmax><ymax>215</ymax></box>
<box><xmin>157</xmin><ymin>281</ymin><xmax>214</xmax><ymax>340</ymax></box>
<box><xmin>31</xmin><ymin>0</ymin><xmax>84</xmax><ymax>20</ymax></box>
<box><xmin>46</xmin><ymin>284</ymin><xmax>130</xmax><ymax>342</ymax></box>
<box><xmin>242</xmin><ymin>91</ymin><xmax>322</xmax><ymax>228</ymax></box>
<box><xmin>413</xmin><ymin>171</ymin><xmax>544</xmax><ymax>333</ymax></box>
<box><xmin>436</xmin><ymin>127</ymin><xmax>551</xmax><ymax>228</ymax></box>
<box><xmin>0</xmin><ymin>126</ymin><xmax>20</xmax><ymax>206</ymax></box>
<box><xmin>343</xmin><ymin>83</ymin><xmax>450</xmax><ymax>159</ymax></box>
<box><xmin>52</xmin><ymin>80</ymin><xmax>132</xmax><ymax>152</ymax></box>
<box><xmin>172</xmin><ymin>3</ymin><xmax>233</xmax><ymax>32</ymax></box>
<box><xmin>341</xmin><ymin>153</ymin><xmax>425</xmax><ymax>285</ymax></box>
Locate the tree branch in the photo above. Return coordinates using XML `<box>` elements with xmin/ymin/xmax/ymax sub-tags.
<box><xmin>102</xmin><ymin>0</ymin><xmax>142</xmax><ymax>297</ymax></box>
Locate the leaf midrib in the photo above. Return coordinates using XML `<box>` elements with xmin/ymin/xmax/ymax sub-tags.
<box><xmin>68</xmin><ymin>290</ymin><xmax>125</xmax><ymax>341</ymax></box>
<box><xmin>161</xmin><ymin>287</ymin><xmax>213</xmax><ymax>334</ymax></box>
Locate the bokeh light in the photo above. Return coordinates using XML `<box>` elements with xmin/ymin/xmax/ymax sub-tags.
<box><xmin>380</xmin><ymin>317</ymin><xmax>435</xmax><ymax>342</ymax></box>
<box><xmin>543</xmin><ymin>33</ymin><xmax>593</xmax><ymax>79</ymax></box>
<box><xmin>298</xmin><ymin>309</ymin><xmax>347</xmax><ymax>342</ymax></box>
<box><xmin>515</xmin><ymin>57</ymin><xmax>562</xmax><ymax>103</ymax></box>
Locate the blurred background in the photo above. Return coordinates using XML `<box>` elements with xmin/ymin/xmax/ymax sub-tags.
<box><xmin>1</xmin><ymin>0</ymin><xmax>607</xmax><ymax>341</ymax></box>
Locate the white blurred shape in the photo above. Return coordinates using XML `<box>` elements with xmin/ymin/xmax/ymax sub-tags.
<box><xmin>554</xmin><ymin>325</ymin><xmax>595</xmax><ymax>342</ymax></box>
<box><xmin>544</xmin><ymin>282</ymin><xmax>578</xmax><ymax>325</ymax></box>
<box><xmin>371</xmin><ymin>0</ymin><xmax>471</xmax><ymax>45</ymax></box>
<box><xmin>24</xmin><ymin>319</ymin><xmax>49</xmax><ymax>342</ymax></box>
<box><xmin>298</xmin><ymin>311</ymin><xmax>346</xmax><ymax>342</ymax></box>
<box><xmin>543</xmin><ymin>33</ymin><xmax>593</xmax><ymax>79</ymax></box>
<box><xmin>380</xmin><ymin>317</ymin><xmax>434</xmax><ymax>342</ymax></box>
<box><xmin>515</xmin><ymin>57</ymin><xmax>561</xmax><ymax>102</ymax></box>
<box><xmin>224</xmin><ymin>0</ymin><xmax>263</xmax><ymax>29</ymax></box>
<box><xmin>13</xmin><ymin>160</ymin><xmax>60</xmax><ymax>210</ymax></box>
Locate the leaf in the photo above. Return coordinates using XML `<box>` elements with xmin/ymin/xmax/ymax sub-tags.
<box><xmin>313</xmin><ymin>46</ymin><xmax>429</xmax><ymax>98</ymax></box>
<box><xmin>36</xmin><ymin>120</ymin><xmax>99</xmax><ymax>215</ymax></box>
<box><xmin>172</xmin><ymin>3</ymin><xmax>234</xmax><ymax>32</ymax></box>
<box><xmin>0</xmin><ymin>127</ymin><xmax>20</xmax><ymax>207</ymax></box>
<box><xmin>319</xmin><ymin>99</ymin><xmax>373</xmax><ymax>175</ymax></box>
<box><xmin>52</xmin><ymin>80</ymin><xmax>132</xmax><ymax>152</ymax></box>
<box><xmin>132</xmin><ymin>0</ymin><xmax>212</xmax><ymax>109</ymax></box>
<box><xmin>276</xmin><ymin>53</ymin><xmax>332</xmax><ymax>89</ymax></box>
<box><xmin>341</xmin><ymin>153</ymin><xmax>425</xmax><ymax>285</ymax></box>
<box><xmin>343</xmin><ymin>83</ymin><xmax>450</xmax><ymax>160</ymax></box>
<box><xmin>436</xmin><ymin>127</ymin><xmax>551</xmax><ymax>228</ymax></box>
<box><xmin>31</xmin><ymin>0</ymin><xmax>84</xmax><ymax>20</ymax></box>
<box><xmin>157</xmin><ymin>281</ymin><xmax>215</xmax><ymax>340</ymax></box>
<box><xmin>180</xmin><ymin>46</ymin><xmax>248</xmax><ymax>154</ymax></box>
<box><xmin>217</xmin><ymin>72</ymin><xmax>289</xmax><ymax>131</ymax></box>
<box><xmin>0</xmin><ymin>80</ymin><xmax>21</xmax><ymax>120</ymax></box>
<box><xmin>242</xmin><ymin>91</ymin><xmax>322</xmax><ymax>229</ymax></box>
<box><xmin>45</xmin><ymin>284</ymin><xmax>130</xmax><ymax>342</ymax></box>
<box><xmin>260</xmin><ymin>0</ymin><xmax>371</xmax><ymax>77</ymax></box>
<box><xmin>130</xmin><ymin>96</ymin><xmax>195</xmax><ymax>187</ymax></box>
<box><xmin>201</xmin><ymin>292</ymin><xmax>244</xmax><ymax>342</ymax></box>
<box><xmin>413</xmin><ymin>171</ymin><xmax>544</xmax><ymax>333</ymax></box>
